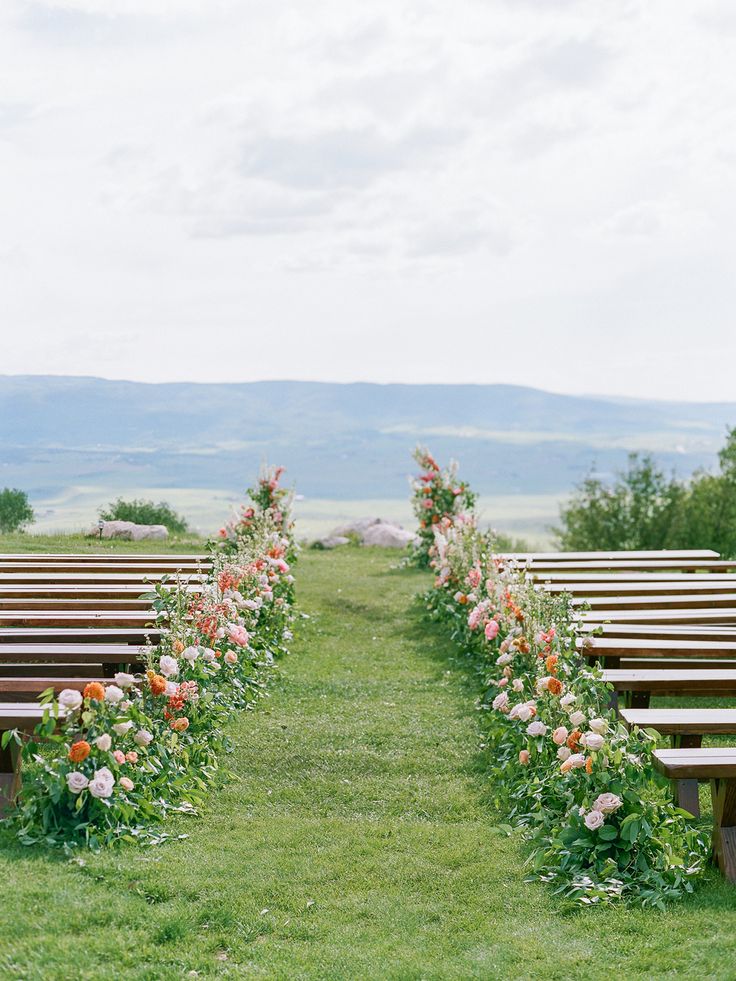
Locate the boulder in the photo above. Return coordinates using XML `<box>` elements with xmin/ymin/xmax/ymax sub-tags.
<box><xmin>330</xmin><ymin>517</ymin><xmax>384</xmax><ymax>538</ymax></box>
<box><xmin>86</xmin><ymin>520</ymin><xmax>169</xmax><ymax>541</ymax></box>
<box><xmin>312</xmin><ymin>535</ymin><xmax>351</xmax><ymax>550</ymax></box>
<box><xmin>361</xmin><ymin>523</ymin><xmax>418</xmax><ymax>549</ymax></box>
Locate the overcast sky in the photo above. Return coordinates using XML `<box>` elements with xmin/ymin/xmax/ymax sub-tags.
<box><xmin>1</xmin><ymin>0</ymin><xmax>735</xmax><ymax>400</ymax></box>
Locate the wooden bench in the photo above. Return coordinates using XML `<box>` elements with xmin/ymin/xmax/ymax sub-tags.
<box><xmin>653</xmin><ymin>749</ymin><xmax>736</xmax><ymax>880</ymax></box>
<box><xmin>528</xmin><ymin>560</ymin><xmax>736</xmax><ymax>573</ymax></box>
<box><xmin>503</xmin><ymin>549</ymin><xmax>720</xmax><ymax>561</ymax></box>
<box><xmin>0</xmin><ymin>612</ymin><xmax>163</xmax><ymax>628</ymax></box>
<box><xmin>0</xmin><ymin>553</ymin><xmax>209</xmax><ymax>563</ymax></box>
<box><xmin>622</xmin><ymin>709</ymin><xmax>736</xmax><ymax>815</ymax></box>
<box><xmin>0</xmin><ymin>628</ymin><xmax>163</xmax><ymax>644</ymax></box>
<box><xmin>0</xmin><ymin>703</ymin><xmax>68</xmax><ymax>807</ymax></box>
<box><xmin>579</xmin><ymin>637</ymin><xmax>736</xmax><ymax>669</ymax></box>
<box><xmin>0</xmin><ymin>572</ymin><xmax>206</xmax><ymax>585</ymax></box>
<box><xmin>574</xmin><ymin>594</ymin><xmax>736</xmax><ymax>610</ymax></box>
<box><xmin>577</xmin><ymin>611</ymin><xmax>736</xmax><ymax>626</ymax></box>
<box><xmin>581</xmin><ymin>624</ymin><xmax>736</xmax><ymax>641</ymax></box>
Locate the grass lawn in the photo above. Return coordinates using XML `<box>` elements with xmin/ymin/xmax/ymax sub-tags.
<box><xmin>1</xmin><ymin>546</ymin><xmax>736</xmax><ymax>979</ymax></box>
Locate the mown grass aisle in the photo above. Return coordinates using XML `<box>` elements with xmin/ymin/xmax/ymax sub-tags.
<box><xmin>2</xmin><ymin>548</ymin><xmax>736</xmax><ymax>979</ymax></box>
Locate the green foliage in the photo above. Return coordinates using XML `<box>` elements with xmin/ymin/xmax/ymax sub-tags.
<box><xmin>409</xmin><ymin>446</ymin><xmax>477</xmax><ymax>567</ymax></box>
<box><xmin>0</xmin><ymin>487</ymin><xmax>34</xmax><ymax>533</ymax></box>
<box><xmin>100</xmin><ymin>498</ymin><xmax>189</xmax><ymax>533</ymax></box>
<box><xmin>555</xmin><ymin>428</ymin><xmax>736</xmax><ymax>556</ymax></box>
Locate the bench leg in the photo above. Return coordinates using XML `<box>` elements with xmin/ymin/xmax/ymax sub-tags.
<box><xmin>672</xmin><ymin>734</ymin><xmax>702</xmax><ymax>817</ymax></box>
<box><xmin>711</xmin><ymin>778</ymin><xmax>736</xmax><ymax>882</ymax></box>
<box><xmin>0</xmin><ymin>737</ymin><xmax>22</xmax><ymax>812</ymax></box>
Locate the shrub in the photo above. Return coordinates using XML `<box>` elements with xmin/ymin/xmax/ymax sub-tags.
<box><xmin>0</xmin><ymin>487</ymin><xmax>35</xmax><ymax>533</ymax></box>
<box><xmin>100</xmin><ymin>498</ymin><xmax>188</xmax><ymax>533</ymax></box>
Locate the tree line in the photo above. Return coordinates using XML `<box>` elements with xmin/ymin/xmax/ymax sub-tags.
<box><xmin>554</xmin><ymin>427</ymin><xmax>736</xmax><ymax>557</ymax></box>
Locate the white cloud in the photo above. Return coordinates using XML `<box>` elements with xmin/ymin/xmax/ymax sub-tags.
<box><xmin>0</xmin><ymin>0</ymin><xmax>735</xmax><ymax>399</ymax></box>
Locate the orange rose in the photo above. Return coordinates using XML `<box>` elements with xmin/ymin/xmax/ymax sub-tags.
<box><xmin>172</xmin><ymin>639</ymin><xmax>185</xmax><ymax>654</ymax></box>
<box><xmin>172</xmin><ymin>717</ymin><xmax>190</xmax><ymax>732</ymax></box>
<box><xmin>585</xmin><ymin>757</ymin><xmax>593</xmax><ymax>774</ymax></box>
<box><xmin>83</xmin><ymin>682</ymin><xmax>105</xmax><ymax>702</ymax></box>
<box><xmin>149</xmin><ymin>674</ymin><xmax>167</xmax><ymax>696</ymax></box>
<box><xmin>545</xmin><ymin>655</ymin><xmax>558</xmax><ymax>675</ymax></box>
<box><xmin>69</xmin><ymin>740</ymin><xmax>91</xmax><ymax>763</ymax></box>
<box><xmin>458</xmin><ymin>594</ymin><xmax>468</xmax><ymax>605</ymax></box>
<box><xmin>567</xmin><ymin>729</ymin><xmax>581</xmax><ymax>751</ymax></box>
<box><xmin>547</xmin><ymin>677</ymin><xmax>563</xmax><ymax>696</ymax></box>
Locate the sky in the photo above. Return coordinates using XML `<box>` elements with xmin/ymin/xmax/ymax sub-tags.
<box><xmin>1</xmin><ymin>0</ymin><xmax>735</xmax><ymax>400</ymax></box>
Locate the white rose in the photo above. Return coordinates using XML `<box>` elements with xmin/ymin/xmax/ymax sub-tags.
<box><xmin>516</xmin><ymin>703</ymin><xmax>535</xmax><ymax>723</ymax></box>
<box><xmin>512</xmin><ymin>679</ymin><xmax>524</xmax><ymax>692</ymax></box>
<box><xmin>560</xmin><ymin>693</ymin><xmax>576</xmax><ymax>709</ymax></box>
<box><xmin>104</xmin><ymin>685</ymin><xmax>124</xmax><ymax>704</ymax></box>
<box><xmin>496</xmin><ymin>652</ymin><xmax>513</xmax><ymax>666</ymax></box>
<box><xmin>583</xmin><ymin>732</ymin><xmax>605</xmax><ymax>751</ymax></box>
<box><xmin>95</xmin><ymin>733</ymin><xmax>112</xmax><ymax>752</ymax></box>
<box><xmin>535</xmin><ymin>676</ymin><xmax>552</xmax><ymax>694</ymax></box>
<box><xmin>589</xmin><ymin>718</ymin><xmax>609</xmax><ymax>735</ymax></box>
<box><xmin>594</xmin><ymin>792</ymin><xmax>623</xmax><ymax>814</ymax></box>
<box><xmin>557</xmin><ymin>746</ymin><xmax>571</xmax><ymax>761</ymax></box>
<box><xmin>58</xmin><ymin>689</ymin><xmax>83</xmax><ymax>711</ymax></box>
<box><xmin>159</xmin><ymin>655</ymin><xmax>179</xmax><ymax>678</ymax></box>
<box><xmin>201</xmin><ymin>649</ymin><xmax>216</xmax><ymax>663</ymax></box>
<box><xmin>492</xmin><ymin>691</ymin><xmax>509</xmax><ymax>711</ymax></box>
<box><xmin>88</xmin><ymin>768</ymin><xmax>115</xmax><ymax>799</ymax></box>
<box><xmin>584</xmin><ymin>809</ymin><xmax>605</xmax><ymax>831</ymax></box>
<box><xmin>134</xmin><ymin>729</ymin><xmax>153</xmax><ymax>747</ymax></box>
<box><xmin>114</xmin><ymin>672</ymin><xmax>137</xmax><ymax>689</ymax></box>
<box><xmin>113</xmin><ymin>721</ymin><xmax>134</xmax><ymax>736</ymax></box>
<box><xmin>165</xmin><ymin>681</ymin><xmax>178</xmax><ymax>696</ymax></box>
<box><xmin>526</xmin><ymin>720</ymin><xmax>547</xmax><ymax>737</ymax></box>
<box><xmin>568</xmin><ymin>710</ymin><xmax>586</xmax><ymax>727</ymax></box>
<box><xmin>66</xmin><ymin>771</ymin><xmax>89</xmax><ymax>794</ymax></box>
<box><xmin>182</xmin><ymin>646</ymin><xmax>199</xmax><ymax>663</ymax></box>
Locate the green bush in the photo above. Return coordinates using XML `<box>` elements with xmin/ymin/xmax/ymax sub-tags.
<box><xmin>99</xmin><ymin>498</ymin><xmax>188</xmax><ymax>534</ymax></box>
<box><xmin>554</xmin><ymin>428</ymin><xmax>736</xmax><ymax>557</ymax></box>
<box><xmin>0</xmin><ymin>488</ymin><xmax>35</xmax><ymax>533</ymax></box>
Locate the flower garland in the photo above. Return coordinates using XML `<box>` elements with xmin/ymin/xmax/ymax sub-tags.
<box><xmin>409</xmin><ymin>446</ymin><xmax>476</xmax><ymax>568</ymax></box>
<box><xmin>419</xmin><ymin>457</ymin><xmax>709</xmax><ymax>907</ymax></box>
<box><xmin>4</xmin><ymin>472</ymin><xmax>296</xmax><ymax>850</ymax></box>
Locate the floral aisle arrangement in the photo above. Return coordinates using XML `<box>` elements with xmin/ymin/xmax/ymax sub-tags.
<box><xmin>4</xmin><ymin>471</ymin><xmax>297</xmax><ymax>850</ymax></box>
<box><xmin>416</xmin><ymin>453</ymin><xmax>709</xmax><ymax>907</ymax></box>
<box><xmin>409</xmin><ymin>446</ymin><xmax>476</xmax><ymax>567</ymax></box>
<box><xmin>218</xmin><ymin>463</ymin><xmax>295</xmax><ymax>553</ymax></box>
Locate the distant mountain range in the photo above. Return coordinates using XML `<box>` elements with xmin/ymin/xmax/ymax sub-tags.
<box><xmin>1</xmin><ymin>376</ymin><xmax>734</xmax><ymax>533</ymax></box>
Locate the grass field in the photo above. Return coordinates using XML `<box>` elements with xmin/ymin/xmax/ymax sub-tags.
<box><xmin>1</xmin><ymin>546</ymin><xmax>736</xmax><ymax>979</ymax></box>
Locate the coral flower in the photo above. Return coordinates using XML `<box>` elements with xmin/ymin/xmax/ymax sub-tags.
<box><xmin>149</xmin><ymin>674</ymin><xmax>167</xmax><ymax>696</ymax></box>
<box><xmin>545</xmin><ymin>655</ymin><xmax>558</xmax><ymax>675</ymax></box>
<box><xmin>547</xmin><ymin>677</ymin><xmax>563</xmax><ymax>696</ymax></box>
<box><xmin>567</xmin><ymin>729</ymin><xmax>582</xmax><ymax>751</ymax></box>
<box><xmin>172</xmin><ymin>717</ymin><xmax>190</xmax><ymax>732</ymax></box>
<box><xmin>585</xmin><ymin>757</ymin><xmax>593</xmax><ymax>774</ymax></box>
<box><xmin>83</xmin><ymin>682</ymin><xmax>105</xmax><ymax>702</ymax></box>
<box><xmin>172</xmin><ymin>639</ymin><xmax>185</xmax><ymax>654</ymax></box>
<box><xmin>69</xmin><ymin>740</ymin><xmax>91</xmax><ymax>763</ymax></box>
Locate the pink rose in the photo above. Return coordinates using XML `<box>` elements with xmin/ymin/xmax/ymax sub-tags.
<box><xmin>552</xmin><ymin>726</ymin><xmax>568</xmax><ymax>746</ymax></box>
<box><xmin>125</xmin><ymin>751</ymin><xmax>138</xmax><ymax>764</ymax></box>
<box><xmin>593</xmin><ymin>792</ymin><xmax>622</xmax><ymax>814</ymax></box>
<box><xmin>112</xmin><ymin>750</ymin><xmax>125</xmax><ymax>765</ymax></box>
<box><xmin>526</xmin><ymin>720</ymin><xmax>547</xmax><ymax>737</ymax></box>
<box><xmin>227</xmin><ymin>625</ymin><xmax>249</xmax><ymax>647</ymax></box>
<box><xmin>119</xmin><ymin>777</ymin><xmax>134</xmax><ymax>792</ymax></box>
<box><xmin>518</xmin><ymin>750</ymin><xmax>530</xmax><ymax>765</ymax></box>
<box><xmin>485</xmin><ymin>620</ymin><xmax>500</xmax><ymax>641</ymax></box>
<box><xmin>225</xmin><ymin>651</ymin><xmax>238</xmax><ymax>664</ymax></box>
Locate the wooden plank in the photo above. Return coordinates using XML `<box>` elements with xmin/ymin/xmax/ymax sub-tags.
<box><xmin>0</xmin><ymin>563</ymin><xmax>208</xmax><ymax>575</ymax></box>
<box><xmin>501</xmin><ymin>550</ymin><xmax>720</xmax><ymax>561</ymax></box>
<box><xmin>0</xmin><ymin>628</ymin><xmax>162</xmax><ymax>644</ymax></box>
<box><xmin>542</xmin><ymin>582</ymin><xmax>736</xmax><ymax>596</ymax></box>
<box><xmin>653</xmin><ymin>749</ymin><xmax>736</xmax><ymax>779</ymax></box>
<box><xmin>529</xmin><ymin>560</ymin><xmax>736</xmax><ymax>573</ymax></box>
<box><xmin>0</xmin><ymin>599</ymin><xmax>154</xmax><ymax>611</ymax></box>
<box><xmin>0</xmin><ymin>585</ymin><xmax>201</xmax><ymax>600</ymax></box>
<box><xmin>602</xmin><ymin>669</ymin><xmax>736</xmax><ymax>692</ymax></box>
<box><xmin>573</xmin><ymin>594</ymin><xmax>736</xmax><ymax>610</ymax></box>
<box><xmin>0</xmin><ymin>573</ymin><xmax>205</xmax><ymax>585</ymax></box>
<box><xmin>0</xmin><ymin>663</ymin><xmax>104</xmax><ymax>677</ymax></box>
<box><xmin>536</xmin><ymin>573</ymin><xmax>736</xmax><ymax>583</ymax></box>
<box><xmin>579</xmin><ymin>637</ymin><xmax>736</xmax><ymax>657</ymax></box>
<box><xmin>578</xmin><ymin>611</ymin><xmax>736</xmax><ymax>626</ymax></box>
<box><xmin>0</xmin><ymin>677</ymin><xmax>108</xmax><ymax>701</ymax></box>
<box><xmin>0</xmin><ymin>644</ymin><xmax>145</xmax><ymax>663</ymax></box>
<box><xmin>622</xmin><ymin>709</ymin><xmax>736</xmax><ymax>734</ymax></box>
<box><xmin>0</xmin><ymin>612</ymin><xmax>164</xmax><ymax>627</ymax></box>
<box><xmin>0</xmin><ymin>553</ymin><xmax>209</xmax><ymax>563</ymax></box>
